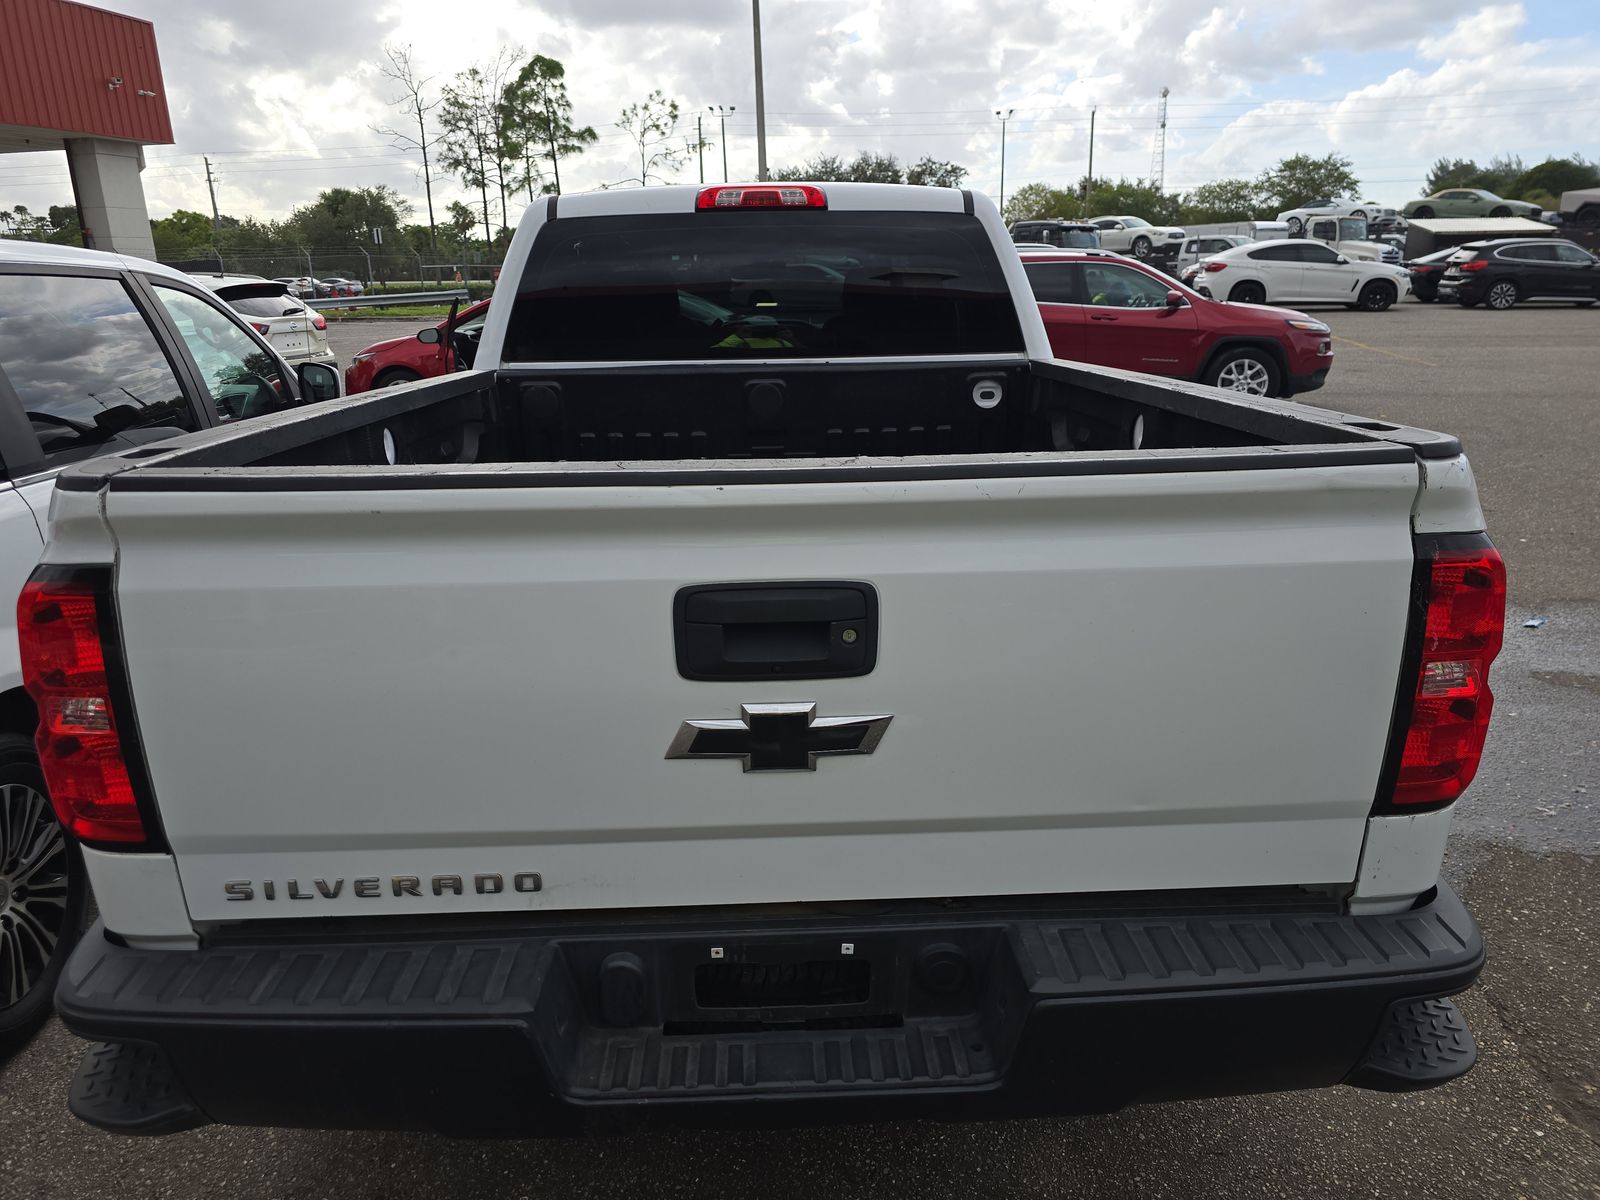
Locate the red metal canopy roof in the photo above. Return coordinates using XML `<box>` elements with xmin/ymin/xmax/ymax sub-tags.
<box><xmin>0</xmin><ymin>0</ymin><xmax>173</xmax><ymax>145</ymax></box>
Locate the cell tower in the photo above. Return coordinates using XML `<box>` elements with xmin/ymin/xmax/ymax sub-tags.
<box><xmin>1150</xmin><ymin>86</ymin><xmax>1170</xmax><ymax>193</ymax></box>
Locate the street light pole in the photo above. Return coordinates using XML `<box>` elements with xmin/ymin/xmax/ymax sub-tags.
<box><xmin>752</xmin><ymin>0</ymin><xmax>769</xmax><ymax>181</ymax></box>
<box><xmin>697</xmin><ymin>114</ymin><xmax>705</xmax><ymax>184</ymax></box>
<box><xmin>994</xmin><ymin>108</ymin><xmax>1014</xmax><ymax>213</ymax></box>
<box><xmin>710</xmin><ymin>105</ymin><xmax>735</xmax><ymax>181</ymax></box>
<box><xmin>1085</xmin><ymin>105</ymin><xmax>1097</xmax><ymax>204</ymax></box>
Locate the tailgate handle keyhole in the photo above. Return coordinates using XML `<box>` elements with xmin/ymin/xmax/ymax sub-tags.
<box><xmin>674</xmin><ymin>583</ymin><xmax>878</xmax><ymax>681</ymax></box>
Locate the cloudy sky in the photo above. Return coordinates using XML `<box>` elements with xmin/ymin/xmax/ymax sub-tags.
<box><xmin>3</xmin><ymin>0</ymin><xmax>1598</xmax><ymax>224</ymax></box>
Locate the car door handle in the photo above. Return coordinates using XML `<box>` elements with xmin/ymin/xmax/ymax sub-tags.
<box><xmin>1089</xmin><ymin>313</ymin><xmax>1120</xmax><ymax>321</ymax></box>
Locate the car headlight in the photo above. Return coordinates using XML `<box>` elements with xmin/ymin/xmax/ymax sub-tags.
<box><xmin>1285</xmin><ymin>318</ymin><xmax>1331</xmax><ymax>334</ymax></box>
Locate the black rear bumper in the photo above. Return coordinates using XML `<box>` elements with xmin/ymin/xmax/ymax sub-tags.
<box><xmin>56</xmin><ymin>885</ymin><xmax>1484</xmax><ymax>1136</ymax></box>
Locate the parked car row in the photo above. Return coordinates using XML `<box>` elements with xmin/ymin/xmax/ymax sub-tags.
<box><xmin>270</xmin><ymin>275</ymin><xmax>365</xmax><ymax>299</ymax></box>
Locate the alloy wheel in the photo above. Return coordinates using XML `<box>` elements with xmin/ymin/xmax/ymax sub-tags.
<box><xmin>1487</xmin><ymin>282</ymin><xmax>1518</xmax><ymax>310</ymax></box>
<box><xmin>0</xmin><ymin>783</ymin><xmax>68</xmax><ymax>1011</ymax></box>
<box><xmin>1215</xmin><ymin>358</ymin><xmax>1271</xmax><ymax>394</ymax></box>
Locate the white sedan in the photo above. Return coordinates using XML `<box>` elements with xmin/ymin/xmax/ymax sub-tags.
<box><xmin>1277</xmin><ymin>197</ymin><xmax>1390</xmax><ymax>236</ymax></box>
<box><xmin>1185</xmin><ymin>239</ymin><xmax>1412</xmax><ymax>311</ymax></box>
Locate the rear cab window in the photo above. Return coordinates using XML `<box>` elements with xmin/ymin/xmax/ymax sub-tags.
<box><xmin>0</xmin><ymin>272</ymin><xmax>195</xmax><ymax>467</ymax></box>
<box><xmin>504</xmin><ymin>209</ymin><xmax>1025</xmax><ymax>361</ymax></box>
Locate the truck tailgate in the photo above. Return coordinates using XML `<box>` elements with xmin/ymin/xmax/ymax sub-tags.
<box><xmin>106</xmin><ymin>462</ymin><xmax>1420</xmax><ymax>922</ymax></box>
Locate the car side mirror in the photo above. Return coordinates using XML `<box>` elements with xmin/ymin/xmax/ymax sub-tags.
<box><xmin>1113</xmin><ymin>223</ymin><xmax>1126</xmax><ymax>230</ymax></box>
<box><xmin>416</xmin><ymin>326</ymin><xmax>442</xmax><ymax>344</ymax></box>
<box><xmin>1336</xmin><ymin>255</ymin><xmax>1349</xmax><ymax>265</ymax></box>
<box><xmin>296</xmin><ymin>360</ymin><xmax>342</xmax><ymax>403</ymax></box>
<box><xmin>1165</xmin><ymin>290</ymin><xmax>1188</xmax><ymax>308</ymax></box>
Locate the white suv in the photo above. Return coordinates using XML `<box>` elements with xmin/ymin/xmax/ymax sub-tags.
<box><xmin>1186</xmin><ymin>238</ymin><xmax>1412</xmax><ymax>310</ymax></box>
<box><xmin>1087</xmin><ymin>215</ymin><xmax>1186</xmax><ymax>261</ymax></box>
<box><xmin>0</xmin><ymin>239</ymin><xmax>341</xmax><ymax>1051</ymax></box>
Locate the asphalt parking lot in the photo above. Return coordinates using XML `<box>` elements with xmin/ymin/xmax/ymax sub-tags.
<box><xmin>2</xmin><ymin>302</ymin><xmax>1597</xmax><ymax>1199</ymax></box>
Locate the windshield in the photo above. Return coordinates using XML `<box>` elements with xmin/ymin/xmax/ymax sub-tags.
<box><xmin>1121</xmin><ymin>217</ymin><xmax>1150</xmax><ymax>228</ymax></box>
<box><xmin>505</xmin><ymin>209</ymin><xmax>1025</xmax><ymax>361</ymax></box>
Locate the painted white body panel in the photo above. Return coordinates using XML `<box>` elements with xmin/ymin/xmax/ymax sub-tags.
<box><xmin>80</xmin><ymin>849</ymin><xmax>197</xmax><ymax>948</ymax></box>
<box><xmin>1350</xmin><ymin>809</ymin><xmax>1456</xmax><ymax>915</ymax></box>
<box><xmin>103</xmin><ymin>461</ymin><xmax>1423</xmax><ymax>923</ymax></box>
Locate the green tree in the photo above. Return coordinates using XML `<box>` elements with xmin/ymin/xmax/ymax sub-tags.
<box><xmin>438</xmin><ymin>65</ymin><xmax>501</xmax><ymax>247</ymax></box>
<box><xmin>1002</xmin><ymin>181</ymin><xmax>1079</xmax><ymax>223</ymax></box>
<box><xmin>1178</xmin><ymin>178</ymin><xmax>1260</xmax><ymax>223</ymax></box>
<box><xmin>844</xmin><ymin>152</ymin><xmax>903</xmax><ymax>183</ymax></box>
<box><xmin>1256</xmin><ymin>153</ymin><xmax>1360</xmax><ymax>212</ymax></box>
<box><xmin>500</xmin><ymin>54</ymin><xmax>596</xmax><ymax>198</ymax></box>
<box><xmin>1084</xmin><ymin>177</ymin><xmax>1181</xmax><ymax>224</ymax></box>
<box><xmin>773</xmin><ymin>154</ymin><xmax>851</xmax><ymax>182</ymax></box>
<box><xmin>1511</xmin><ymin>156</ymin><xmax>1600</xmax><ymax>201</ymax></box>
<box><xmin>905</xmin><ymin>157</ymin><xmax>968</xmax><ymax>188</ymax></box>
<box><xmin>1424</xmin><ymin>156</ymin><xmax>1482</xmax><ymax>194</ymax></box>
<box><xmin>616</xmin><ymin>90</ymin><xmax>687</xmax><ymax>186</ymax></box>
<box><xmin>150</xmin><ymin>209</ymin><xmax>217</xmax><ymax>258</ymax></box>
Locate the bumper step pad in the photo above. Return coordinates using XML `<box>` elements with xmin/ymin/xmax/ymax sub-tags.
<box><xmin>575</xmin><ymin>1018</ymin><xmax>993</xmax><ymax>1098</ymax></box>
<box><xmin>1347</xmin><ymin>996</ymin><xmax>1477</xmax><ymax>1092</ymax></box>
<box><xmin>69</xmin><ymin>1041</ymin><xmax>209</xmax><ymax>1135</ymax></box>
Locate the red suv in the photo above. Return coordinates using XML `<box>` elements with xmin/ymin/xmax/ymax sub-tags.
<box><xmin>345</xmin><ymin>298</ymin><xmax>490</xmax><ymax>393</ymax></box>
<box><xmin>1021</xmin><ymin>250</ymin><xmax>1333</xmax><ymax>397</ymax></box>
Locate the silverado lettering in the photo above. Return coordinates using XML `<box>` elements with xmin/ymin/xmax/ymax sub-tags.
<box><xmin>222</xmin><ymin>873</ymin><xmax>542</xmax><ymax>901</ymax></box>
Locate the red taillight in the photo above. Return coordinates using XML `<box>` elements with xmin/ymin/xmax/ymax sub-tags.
<box><xmin>1203</xmin><ymin>261</ymin><xmax>1228</xmax><ymax>272</ymax></box>
<box><xmin>17</xmin><ymin>571</ymin><xmax>146</xmax><ymax>844</ymax></box>
<box><xmin>250</xmin><ymin>322</ymin><xmax>270</xmax><ymax>334</ymax></box>
<box><xmin>1457</xmin><ymin>260</ymin><xmax>1488</xmax><ymax>273</ymax></box>
<box><xmin>696</xmin><ymin>184</ymin><xmax>826</xmax><ymax>210</ymax></box>
<box><xmin>311</xmin><ymin>314</ymin><xmax>327</xmax><ymax>331</ymax></box>
<box><xmin>1389</xmin><ymin>545</ymin><xmax>1506</xmax><ymax>807</ymax></box>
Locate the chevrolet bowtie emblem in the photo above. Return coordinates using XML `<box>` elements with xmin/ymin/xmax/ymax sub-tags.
<box><xmin>666</xmin><ymin>702</ymin><xmax>892</xmax><ymax>772</ymax></box>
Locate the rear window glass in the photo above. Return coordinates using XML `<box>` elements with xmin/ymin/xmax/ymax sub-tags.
<box><xmin>223</xmin><ymin>293</ymin><xmax>305</xmax><ymax>318</ymax></box>
<box><xmin>504</xmin><ymin>209</ymin><xmax>1025</xmax><ymax>361</ymax></box>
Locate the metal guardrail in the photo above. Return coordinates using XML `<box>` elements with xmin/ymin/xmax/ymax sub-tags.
<box><xmin>314</xmin><ymin>289</ymin><xmax>470</xmax><ymax>310</ymax></box>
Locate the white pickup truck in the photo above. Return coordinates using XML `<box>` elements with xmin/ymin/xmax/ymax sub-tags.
<box><xmin>24</xmin><ymin>183</ymin><xmax>1501</xmax><ymax>1137</ymax></box>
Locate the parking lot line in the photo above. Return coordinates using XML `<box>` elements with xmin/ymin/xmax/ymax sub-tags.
<box><xmin>1330</xmin><ymin>333</ymin><xmax>1442</xmax><ymax>369</ymax></box>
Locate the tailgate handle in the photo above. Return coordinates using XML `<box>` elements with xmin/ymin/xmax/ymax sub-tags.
<box><xmin>674</xmin><ymin>582</ymin><xmax>878</xmax><ymax>681</ymax></box>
